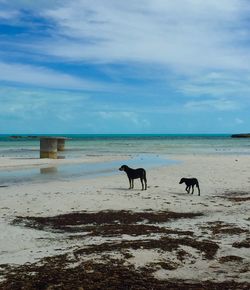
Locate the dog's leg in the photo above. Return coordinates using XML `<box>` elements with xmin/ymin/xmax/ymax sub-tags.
<box><xmin>186</xmin><ymin>185</ymin><xmax>190</xmax><ymax>193</ymax></box>
<box><xmin>144</xmin><ymin>177</ymin><xmax>147</xmax><ymax>190</ymax></box>
<box><xmin>196</xmin><ymin>183</ymin><xmax>200</xmax><ymax>196</ymax></box>
<box><xmin>129</xmin><ymin>178</ymin><xmax>132</xmax><ymax>189</ymax></box>
<box><xmin>131</xmin><ymin>179</ymin><xmax>134</xmax><ymax>189</ymax></box>
<box><xmin>140</xmin><ymin>178</ymin><xmax>144</xmax><ymax>190</ymax></box>
<box><xmin>191</xmin><ymin>185</ymin><xmax>194</xmax><ymax>194</ymax></box>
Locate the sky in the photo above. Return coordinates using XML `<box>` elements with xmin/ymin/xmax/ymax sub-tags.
<box><xmin>0</xmin><ymin>0</ymin><xmax>250</xmax><ymax>134</ymax></box>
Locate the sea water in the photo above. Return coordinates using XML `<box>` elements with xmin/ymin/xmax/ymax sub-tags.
<box><xmin>0</xmin><ymin>134</ymin><xmax>250</xmax><ymax>158</ymax></box>
<box><xmin>0</xmin><ymin>134</ymin><xmax>249</xmax><ymax>184</ymax></box>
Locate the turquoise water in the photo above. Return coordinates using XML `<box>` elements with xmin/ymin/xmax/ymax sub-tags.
<box><xmin>0</xmin><ymin>134</ymin><xmax>249</xmax><ymax>184</ymax></box>
<box><xmin>0</xmin><ymin>134</ymin><xmax>250</xmax><ymax>158</ymax></box>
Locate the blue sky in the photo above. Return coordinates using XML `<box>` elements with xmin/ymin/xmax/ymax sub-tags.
<box><xmin>0</xmin><ymin>0</ymin><xmax>250</xmax><ymax>134</ymax></box>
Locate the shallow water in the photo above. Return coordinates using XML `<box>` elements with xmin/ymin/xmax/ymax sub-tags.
<box><xmin>0</xmin><ymin>154</ymin><xmax>177</xmax><ymax>185</ymax></box>
<box><xmin>0</xmin><ymin>134</ymin><xmax>250</xmax><ymax>158</ymax></box>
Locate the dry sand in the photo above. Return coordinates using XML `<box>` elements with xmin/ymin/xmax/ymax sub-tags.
<box><xmin>0</xmin><ymin>154</ymin><xmax>249</xmax><ymax>288</ymax></box>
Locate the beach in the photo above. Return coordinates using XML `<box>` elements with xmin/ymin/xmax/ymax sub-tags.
<box><xmin>0</xmin><ymin>147</ymin><xmax>249</xmax><ymax>289</ymax></box>
<box><xmin>2</xmin><ymin>0</ymin><xmax>250</xmax><ymax>288</ymax></box>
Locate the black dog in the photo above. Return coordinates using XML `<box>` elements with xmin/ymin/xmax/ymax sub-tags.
<box><xmin>179</xmin><ymin>178</ymin><xmax>200</xmax><ymax>196</ymax></box>
<box><xmin>119</xmin><ymin>165</ymin><xmax>147</xmax><ymax>190</ymax></box>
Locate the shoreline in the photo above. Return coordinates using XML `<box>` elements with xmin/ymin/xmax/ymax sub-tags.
<box><xmin>0</xmin><ymin>154</ymin><xmax>177</xmax><ymax>186</ymax></box>
<box><xmin>0</xmin><ymin>154</ymin><xmax>130</xmax><ymax>170</ymax></box>
<box><xmin>0</xmin><ymin>153</ymin><xmax>249</xmax><ymax>286</ymax></box>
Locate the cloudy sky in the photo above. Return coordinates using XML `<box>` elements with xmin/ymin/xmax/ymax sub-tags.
<box><xmin>0</xmin><ymin>0</ymin><xmax>250</xmax><ymax>134</ymax></box>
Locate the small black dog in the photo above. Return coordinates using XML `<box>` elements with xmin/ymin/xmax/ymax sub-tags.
<box><xmin>179</xmin><ymin>177</ymin><xmax>200</xmax><ymax>196</ymax></box>
<box><xmin>119</xmin><ymin>165</ymin><xmax>147</xmax><ymax>190</ymax></box>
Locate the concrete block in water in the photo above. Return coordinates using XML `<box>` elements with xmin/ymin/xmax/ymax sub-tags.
<box><xmin>57</xmin><ymin>139</ymin><xmax>65</xmax><ymax>151</ymax></box>
<box><xmin>40</xmin><ymin>138</ymin><xmax>58</xmax><ymax>159</ymax></box>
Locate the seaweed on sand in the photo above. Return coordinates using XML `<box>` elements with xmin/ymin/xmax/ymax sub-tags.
<box><xmin>74</xmin><ymin>236</ymin><xmax>219</xmax><ymax>260</ymax></box>
<box><xmin>1</xmin><ymin>210</ymin><xmax>248</xmax><ymax>289</ymax></box>
<box><xmin>232</xmin><ymin>238</ymin><xmax>250</xmax><ymax>248</ymax></box>
<box><xmin>0</xmin><ymin>254</ymin><xmax>249</xmax><ymax>290</ymax></box>
<box><xmin>12</xmin><ymin>210</ymin><xmax>203</xmax><ymax>232</ymax></box>
<box><xmin>202</xmin><ymin>221</ymin><xmax>249</xmax><ymax>236</ymax></box>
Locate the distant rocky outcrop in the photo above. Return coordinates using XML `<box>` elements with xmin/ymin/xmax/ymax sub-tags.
<box><xmin>231</xmin><ymin>133</ymin><xmax>250</xmax><ymax>138</ymax></box>
<box><xmin>10</xmin><ymin>135</ymin><xmax>23</xmax><ymax>139</ymax></box>
<box><xmin>10</xmin><ymin>135</ymin><xmax>39</xmax><ymax>139</ymax></box>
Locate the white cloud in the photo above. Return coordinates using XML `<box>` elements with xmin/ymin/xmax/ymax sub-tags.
<box><xmin>179</xmin><ymin>71</ymin><xmax>250</xmax><ymax>97</ymax></box>
<box><xmin>2</xmin><ymin>0</ymin><xmax>250</xmax><ymax>74</ymax></box>
<box><xmin>1</xmin><ymin>0</ymin><xmax>250</xmax><ymax>126</ymax></box>
<box><xmin>2</xmin><ymin>1</ymin><xmax>250</xmax><ymax>90</ymax></box>
<box><xmin>0</xmin><ymin>86</ymin><xmax>90</xmax><ymax>119</ymax></box>
<box><xmin>0</xmin><ymin>61</ymin><xmax>106</xmax><ymax>91</ymax></box>
<box><xmin>184</xmin><ymin>98</ymin><xmax>240</xmax><ymax>111</ymax></box>
<box><xmin>98</xmin><ymin>111</ymin><xmax>150</xmax><ymax>127</ymax></box>
<box><xmin>33</xmin><ymin>0</ymin><xmax>250</xmax><ymax>73</ymax></box>
<box><xmin>1</xmin><ymin>0</ymin><xmax>59</xmax><ymax>11</ymax></box>
<box><xmin>0</xmin><ymin>9</ymin><xmax>19</xmax><ymax>20</ymax></box>
<box><xmin>235</xmin><ymin>118</ymin><xmax>244</xmax><ymax>124</ymax></box>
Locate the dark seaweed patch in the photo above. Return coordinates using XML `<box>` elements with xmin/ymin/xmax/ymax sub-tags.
<box><xmin>232</xmin><ymin>238</ymin><xmax>250</xmax><ymax>248</ymax></box>
<box><xmin>0</xmin><ymin>254</ymin><xmax>249</xmax><ymax>290</ymax></box>
<box><xmin>202</xmin><ymin>221</ymin><xmax>249</xmax><ymax>236</ymax></box>
<box><xmin>74</xmin><ymin>236</ymin><xmax>219</xmax><ymax>260</ymax></box>
<box><xmin>219</xmin><ymin>256</ymin><xmax>244</xmax><ymax>263</ymax></box>
<box><xmin>13</xmin><ymin>210</ymin><xmax>203</xmax><ymax>231</ymax></box>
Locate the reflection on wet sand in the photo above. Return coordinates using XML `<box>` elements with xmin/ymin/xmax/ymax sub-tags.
<box><xmin>0</xmin><ymin>154</ymin><xmax>173</xmax><ymax>185</ymax></box>
<box><xmin>40</xmin><ymin>167</ymin><xmax>58</xmax><ymax>174</ymax></box>
<box><xmin>57</xmin><ymin>155</ymin><xmax>65</xmax><ymax>159</ymax></box>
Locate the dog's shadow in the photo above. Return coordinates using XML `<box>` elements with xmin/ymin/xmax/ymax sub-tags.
<box><xmin>168</xmin><ymin>191</ymin><xmax>190</xmax><ymax>196</ymax></box>
<box><xmin>104</xmin><ymin>187</ymin><xmax>132</xmax><ymax>191</ymax></box>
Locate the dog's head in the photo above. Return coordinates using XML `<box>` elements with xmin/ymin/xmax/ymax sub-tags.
<box><xmin>119</xmin><ymin>165</ymin><xmax>128</xmax><ymax>171</ymax></box>
<box><xmin>179</xmin><ymin>178</ymin><xmax>185</xmax><ymax>184</ymax></box>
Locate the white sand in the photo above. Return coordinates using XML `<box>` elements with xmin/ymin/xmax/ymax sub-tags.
<box><xmin>0</xmin><ymin>154</ymin><xmax>249</xmax><ymax>282</ymax></box>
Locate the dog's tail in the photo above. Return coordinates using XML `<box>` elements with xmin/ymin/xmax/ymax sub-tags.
<box><xmin>196</xmin><ymin>181</ymin><xmax>200</xmax><ymax>196</ymax></box>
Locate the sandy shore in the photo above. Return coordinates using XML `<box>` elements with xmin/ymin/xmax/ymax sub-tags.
<box><xmin>0</xmin><ymin>154</ymin><xmax>249</xmax><ymax>288</ymax></box>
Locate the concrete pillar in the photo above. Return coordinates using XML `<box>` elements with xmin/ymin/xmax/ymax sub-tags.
<box><xmin>40</xmin><ymin>138</ymin><xmax>58</xmax><ymax>159</ymax></box>
<box><xmin>57</xmin><ymin>139</ymin><xmax>65</xmax><ymax>151</ymax></box>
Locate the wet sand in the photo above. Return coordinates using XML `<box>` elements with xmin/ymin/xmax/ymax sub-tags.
<box><xmin>0</xmin><ymin>154</ymin><xmax>249</xmax><ymax>289</ymax></box>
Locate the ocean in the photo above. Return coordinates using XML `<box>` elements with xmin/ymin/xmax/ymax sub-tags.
<box><xmin>0</xmin><ymin>134</ymin><xmax>249</xmax><ymax>184</ymax></box>
<box><xmin>0</xmin><ymin>134</ymin><xmax>250</xmax><ymax>158</ymax></box>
